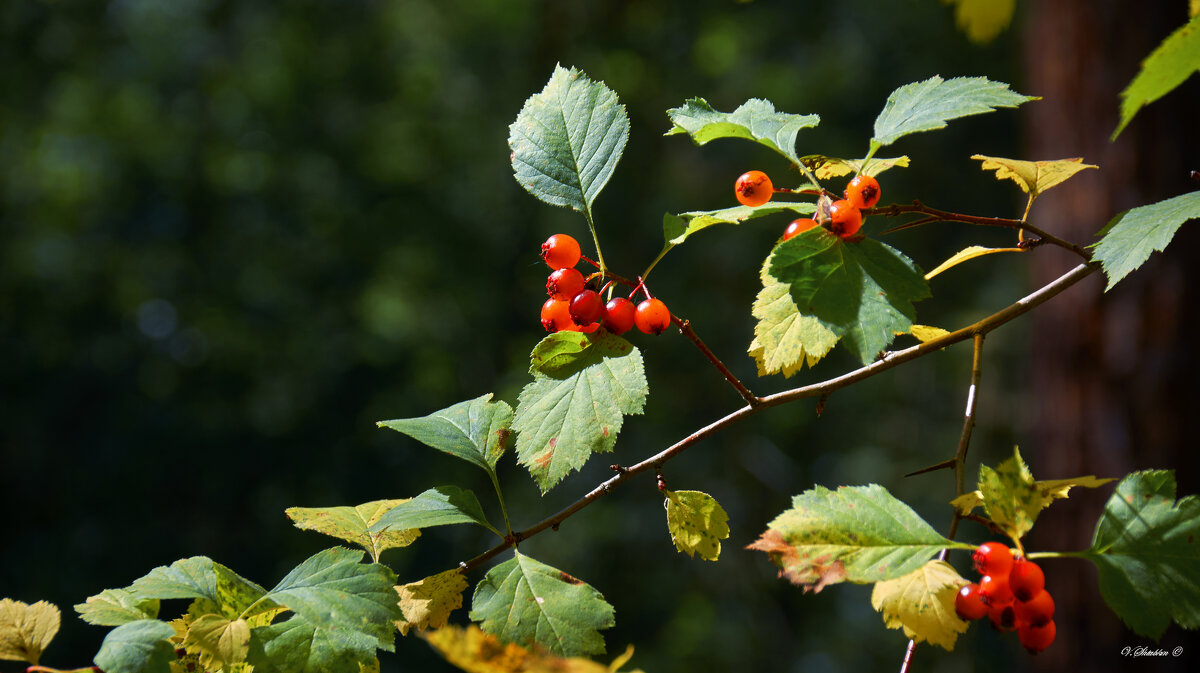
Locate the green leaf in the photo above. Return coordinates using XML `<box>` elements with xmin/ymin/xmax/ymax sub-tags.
<box><xmin>470</xmin><ymin>551</ymin><xmax>615</xmax><ymax>657</ymax></box>
<box><xmin>370</xmin><ymin>486</ymin><xmax>499</xmax><ymax>537</ymax></box>
<box><xmin>529</xmin><ymin>330</ymin><xmax>637</xmax><ymax>378</ymax></box>
<box><xmin>377</xmin><ymin>393</ymin><xmax>513</xmax><ymax>472</ymax></box>
<box><xmin>253</xmin><ymin>614</ymin><xmax>374</xmax><ymax>673</ymax></box>
<box><xmin>748</xmin><ymin>256</ymin><xmax>840</xmax><ymax>377</ymax></box>
<box><xmin>942</xmin><ymin>0</ymin><xmax>1016</xmax><ymax>44</ymax></box>
<box><xmin>286</xmin><ymin>500</ymin><xmax>420</xmax><ymax>563</ymax></box>
<box><xmin>128</xmin><ymin>557</ymin><xmax>272</xmax><ymax>620</ymax></box>
<box><xmin>509</xmin><ymin>65</ymin><xmax>628</xmax><ymax>213</ymax></box>
<box><xmin>767</xmin><ymin>230</ymin><xmax>931</xmax><ymax>365</ymax></box>
<box><xmin>974</xmin><ymin>447</ymin><xmax>1040</xmax><ymax>541</ymax></box>
<box><xmin>871</xmin><ymin>76</ymin><xmax>1036</xmax><ymax>149</ymax></box>
<box><xmin>1081</xmin><ymin>470</ymin><xmax>1200</xmax><ymax>638</ymax></box>
<box><xmin>183</xmin><ymin>614</ymin><xmax>251</xmax><ymax>671</ymax></box>
<box><xmin>748</xmin><ymin>484</ymin><xmax>970</xmax><ymax>588</ymax></box>
<box><xmin>262</xmin><ymin>547</ymin><xmax>402</xmax><ymax>654</ymax></box>
<box><xmin>1091</xmin><ymin>191</ymin><xmax>1200</xmax><ymax>291</ymax></box>
<box><xmin>664</xmin><ymin>490</ymin><xmax>730</xmax><ymax>561</ymax></box>
<box><xmin>0</xmin><ymin>599</ymin><xmax>59</xmax><ymax>665</ymax></box>
<box><xmin>871</xmin><ymin>560</ymin><xmax>969</xmax><ymax>651</ymax></box>
<box><xmin>93</xmin><ymin>619</ymin><xmax>176</xmax><ymax>673</ymax></box>
<box><xmin>75</xmin><ymin>589</ymin><xmax>160</xmax><ymax>626</ymax></box>
<box><xmin>664</xmin><ymin>202</ymin><xmax>817</xmax><ymax>247</ymax></box>
<box><xmin>514</xmin><ymin>333</ymin><xmax>647</xmax><ymax>492</ymax></box>
<box><xmin>799</xmin><ymin>155</ymin><xmax>910</xmax><ymax>180</ymax></box>
<box><xmin>665</xmin><ymin>97</ymin><xmax>819</xmax><ymax>166</ymax></box>
<box><xmin>971</xmin><ymin>155</ymin><xmax>1098</xmax><ymax>198</ymax></box>
<box><xmin>1114</xmin><ymin>14</ymin><xmax>1200</xmax><ymax>139</ymax></box>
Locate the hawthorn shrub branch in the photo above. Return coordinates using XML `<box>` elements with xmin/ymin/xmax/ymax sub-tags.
<box><xmin>461</xmin><ymin>261</ymin><xmax>1100</xmax><ymax>572</ymax></box>
<box><xmin>871</xmin><ymin>201</ymin><xmax>1091</xmax><ymax>260</ymax></box>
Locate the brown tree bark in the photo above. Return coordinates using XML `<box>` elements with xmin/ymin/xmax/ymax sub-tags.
<box><xmin>1023</xmin><ymin>1</ymin><xmax>1199</xmax><ymax>670</ymax></box>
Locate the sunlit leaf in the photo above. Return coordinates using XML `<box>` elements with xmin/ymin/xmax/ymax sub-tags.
<box><xmin>664</xmin><ymin>202</ymin><xmax>817</xmax><ymax>247</ymax></box>
<box><xmin>871</xmin><ymin>560</ymin><xmax>969</xmax><ymax>651</ymax></box>
<box><xmin>396</xmin><ymin>569</ymin><xmax>468</xmax><ymax>636</ymax></box>
<box><xmin>128</xmin><ymin>557</ymin><xmax>275</xmax><ymax>621</ymax></box>
<box><xmin>370</xmin><ymin>486</ymin><xmax>499</xmax><ymax>537</ymax></box>
<box><xmin>1091</xmin><ymin>191</ymin><xmax>1200</xmax><ymax>291</ymax></box>
<box><xmin>424</xmin><ymin>625</ymin><xmax>642</xmax><ymax>673</ymax></box>
<box><xmin>971</xmin><ymin>155</ymin><xmax>1097</xmax><ymax>197</ymax></box>
<box><xmin>665</xmin><ymin>97</ymin><xmax>819</xmax><ymax>166</ymax></box>
<box><xmin>942</xmin><ymin>0</ymin><xmax>1016</xmax><ymax>44</ymax></box>
<box><xmin>93</xmin><ymin>619</ymin><xmax>176</xmax><ymax>673</ymax></box>
<box><xmin>183</xmin><ymin>614</ymin><xmax>250</xmax><ymax>670</ymax></box>
<box><xmin>749</xmin><ymin>258</ymin><xmax>839</xmax><ymax>377</ymax></box>
<box><xmin>871</xmin><ymin>76</ymin><xmax>1036</xmax><ymax>149</ymax></box>
<box><xmin>799</xmin><ymin>155</ymin><xmax>910</xmax><ymax>180</ymax></box>
<box><xmin>75</xmin><ymin>589</ymin><xmax>160</xmax><ymax>627</ymax></box>
<box><xmin>924</xmin><ymin>245</ymin><xmax>1024</xmax><ymax>280</ymax></box>
<box><xmin>286</xmin><ymin>500</ymin><xmax>419</xmax><ymax>562</ymax></box>
<box><xmin>470</xmin><ymin>551</ymin><xmax>615</xmax><ymax>657</ymax></box>
<box><xmin>663</xmin><ymin>490</ymin><xmax>730</xmax><ymax>561</ymax></box>
<box><xmin>510</xmin><ymin>65</ymin><xmax>628</xmax><ymax>213</ymax></box>
<box><xmin>253</xmin><ymin>614</ymin><xmax>375</xmax><ymax>673</ymax></box>
<box><xmin>907</xmin><ymin>324</ymin><xmax>951</xmax><ymax>343</ymax></box>
<box><xmin>1081</xmin><ymin>470</ymin><xmax>1200</xmax><ymax>638</ymax></box>
<box><xmin>0</xmin><ymin>599</ymin><xmax>59</xmax><ymax>665</ymax></box>
<box><xmin>378</xmin><ymin>393</ymin><xmax>513</xmax><ymax>472</ymax></box>
<box><xmin>1113</xmin><ymin>14</ymin><xmax>1200</xmax><ymax>139</ymax></box>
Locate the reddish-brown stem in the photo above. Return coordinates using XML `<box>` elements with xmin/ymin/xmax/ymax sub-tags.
<box><xmin>672</xmin><ymin>315</ymin><xmax>760</xmax><ymax>406</ymax></box>
<box><xmin>870</xmin><ymin>200</ymin><xmax>1091</xmax><ymax>260</ymax></box>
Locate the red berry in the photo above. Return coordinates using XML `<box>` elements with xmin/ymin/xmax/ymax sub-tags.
<box><xmin>973</xmin><ymin>542</ymin><xmax>1014</xmax><ymax>577</ymax></box>
<box><xmin>978</xmin><ymin>574</ymin><xmax>1014</xmax><ymax>606</ymax></box>
<box><xmin>541</xmin><ymin>234</ymin><xmax>581</xmax><ymax>270</ymax></box>
<box><xmin>734</xmin><ymin>170</ymin><xmax>773</xmax><ymax>207</ymax></box>
<box><xmin>782</xmin><ymin>218</ymin><xmax>818</xmax><ymax>241</ymax></box>
<box><xmin>828</xmin><ymin>199</ymin><xmax>863</xmax><ymax>238</ymax></box>
<box><xmin>540</xmin><ymin>298</ymin><xmax>573</xmax><ymax>332</ymax></box>
<box><xmin>988</xmin><ymin>600</ymin><xmax>1018</xmax><ymax>632</ymax></box>
<box><xmin>844</xmin><ymin>175</ymin><xmax>881</xmax><ymax>209</ymax></box>
<box><xmin>954</xmin><ymin>583</ymin><xmax>988</xmax><ymax>621</ymax></box>
<box><xmin>634</xmin><ymin>298</ymin><xmax>671</xmax><ymax>335</ymax></box>
<box><xmin>569</xmin><ymin>290</ymin><xmax>604</xmax><ymax>326</ymax></box>
<box><xmin>1014</xmin><ymin>589</ymin><xmax>1055</xmax><ymax>627</ymax></box>
<box><xmin>1009</xmin><ymin>557</ymin><xmax>1045</xmax><ymax>601</ymax></box>
<box><xmin>602</xmin><ymin>297</ymin><xmax>636</xmax><ymax>334</ymax></box>
<box><xmin>546</xmin><ymin>268</ymin><xmax>585</xmax><ymax>300</ymax></box>
<box><xmin>1017</xmin><ymin>619</ymin><xmax>1056</xmax><ymax>654</ymax></box>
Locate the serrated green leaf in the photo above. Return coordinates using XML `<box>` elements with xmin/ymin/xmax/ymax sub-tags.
<box><xmin>1081</xmin><ymin>470</ymin><xmax>1200</xmax><ymax>638</ymax></box>
<box><xmin>871</xmin><ymin>76</ymin><xmax>1035</xmax><ymax>149</ymax></box>
<box><xmin>974</xmin><ymin>447</ymin><xmax>1113</xmax><ymax>542</ymax></box>
<box><xmin>470</xmin><ymin>551</ymin><xmax>615</xmax><ymax>657</ymax></box>
<box><xmin>509</xmin><ymin>65</ymin><xmax>628</xmax><ymax>213</ymax></box>
<box><xmin>748</xmin><ymin>484</ymin><xmax>971</xmax><ymax>588</ymax></box>
<box><xmin>378</xmin><ymin>393</ymin><xmax>513</xmax><ymax>472</ymax></box>
<box><xmin>942</xmin><ymin>0</ymin><xmax>1015</xmax><ymax>44</ymax></box>
<box><xmin>529</xmin><ymin>330</ymin><xmax>637</xmax><ymax>378</ymax></box>
<box><xmin>664</xmin><ymin>490</ymin><xmax>730</xmax><ymax>561</ymax></box>
<box><xmin>665</xmin><ymin>97</ymin><xmax>819</xmax><ymax>166</ymax></box>
<box><xmin>1091</xmin><ymin>191</ymin><xmax>1200</xmax><ymax>291</ymax></box>
<box><xmin>799</xmin><ymin>155</ymin><xmax>910</xmax><ymax>180</ymax></box>
<box><xmin>262</xmin><ymin>547</ymin><xmax>401</xmax><ymax>655</ymax></box>
<box><xmin>75</xmin><ymin>589</ymin><xmax>160</xmax><ymax>626</ymax></box>
<box><xmin>749</xmin><ymin>254</ymin><xmax>840</xmax><ymax>377</ymax></box>
<box><xmin>128</xmin><ymin>557</ymin><xmax>273</xmax><ymax>620</ymax></box>
<box><xmin>93</xmin><ymin>619</ymin><xmax>176</xmax><ymax>673</ymax></box>
<box><xmin>183</xmin><ymin>614</ymin><xmax>250</xmax><ymax>671</ymax></box>
<box><xmin>396</xmin><ymin>568</ymin><xmax>468</xmax><ymax>636</ymax></box>
<box><xmin>514</xmin><ymin>335</ymin><xmax>646</xmax><ymax>493</ymax></box>
<box><xmin>664</xmin><ymin>202</ymin><xmax>817</xmax><ymax>247</ymax></box>
<box><xmin>971</xmin><ymin>155</ymin><xmax>1098</xmax><ymax>197</ymax></box>
<box><xmin>286</xmin><ymin>500</ymin><xmax>420</xmax><ymax>563</ymax></box>
<box><xmin>871</xmin><ymin>560</ymin><xmax>969</xmax><ymax>651</ymax></box>
<box><xmin>370</xmin><ymin>486</ymin><xmax>499</xmax><ymax>537</ymax></box>
<box><xmin>766</xmin><ymin>230</ymin><xmax>931</xmax><ymax>365</ymax></box>
<box><xmin>253</xmin><ymin>615</ymin><xmax>374</xmax><ymax>673</ymax></box>
<box><xmin>0</xmin><ymin>599</ymin><xmax>59</xmax><ymax>665</ymax></box>
<box><xmin>1114</xmin><ymin>14</ymin><xmax>1200</xmax><ymax>139</ymax></box>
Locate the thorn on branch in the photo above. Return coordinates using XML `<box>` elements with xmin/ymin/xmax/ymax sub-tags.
<box><xmin>551</xmin><ymin>522</ymin><xmax>560</xmax><ymax>531</ymax></box>
<box><xmin>609</xmin><ymin>464</ymin><xmax>627</xmax><ymax>473</ymax></box>
<box><xmin>904</xmin><ymin>458</ymin><xmax>957</xmax><ymax>478</ymax></box>
<box><xmin>656</xmin><ymin>472</ymin><xmax>667</xmax><ymax>491</ymax></box>
<box><xmin>815</xmin><ymin>393</ymin><xmax>828</xmax><ymax>416</ymax></box>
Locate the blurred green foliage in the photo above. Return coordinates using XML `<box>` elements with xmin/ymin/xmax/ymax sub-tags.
<box><xmin>1</xmin><ymin>1</ymin><xmax>1039</xmax><ymax>671</ymax></box>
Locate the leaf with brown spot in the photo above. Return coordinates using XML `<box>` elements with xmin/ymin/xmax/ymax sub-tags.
<box><xmin>286</xmin><ymin>499</ymin><xmax>420</xmax><ymax>563</ymax></box>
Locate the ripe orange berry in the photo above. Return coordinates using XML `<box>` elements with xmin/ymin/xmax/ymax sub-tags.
<box><xmin>546</xmin><ymin>268</ymin><xmax>585</xmax><ymax>300</ymax></box>
<box><xmin>1017</xmin><ymin>619</ymin><xmax>1056</xmax><ymax>654</ymax></box>
<box><xmin>973</xmin><ymin>542</ymin><xmax>1014</xmax><ymax>577</ymax></box>
<box><xmin>1014</xmin><ymin>589</ymin><xmax>1055</xmax><ymax>627</ymax></box>
<box><xmin>954</xmin><ymin>583</ymin><xmax>989</xmax><ymax>621</ymax></box>
<box><xmin>634</xmin><ymin>298</ymin><xmax>671</xmax><ymax>335</ymax></box>
<box><xmin>844</xmin><ymin>175</ymin><xmax>881</xmax><ymax>209</ymax></box>
<box><xmin>782</xmin><ymin>218</ymin><xmax>818</xmax><ymax>241</ymax></box>
<box><xmin>734</xmin><ymin>170</ymin><xmax>773</xmax><ymax>207</ymax></box>
<box><xmin>540</xmin><ymin>298</ymin><xmax>573</xmax><ymax>332</ymax></box>
<box><xmin>1009</xmin><ymin>557</ymin><xmax>1045</xmax><ymax>601</ymax></box>
<box><xmin>979</xmin><ymin>574</ymin><xmax>1014</xmax><ymax>606</ymax></box>
<box><xmin>569</xmin><ymin>289</ymin><xmax>604</xmax><ymax>326</ymax></box>
<box><xmin>828</xmin><ymin>199</ymin><xmax>863</xmax><ymax>238</ymax></box>
<box><xmin>541</xmin><ymin>234</ymin><xmax>581</xmax><ymax>270</ymax></box>
<box><xmin>602</xmin><ymin>297</ymin><xmax>636</xmax><ymax>334</ymax></box>
<box><xmin>988</xmin><ymin>600</ymin><xmax>1018</xmax><ymax>632</ymax></box>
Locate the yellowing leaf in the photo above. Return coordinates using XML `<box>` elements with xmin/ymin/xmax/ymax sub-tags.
<box><xmin>748</xmin><ymin>261</ymin><xmax>840</xmax><ymax>377</ymax></box>
<box><xmin>1037</xmin><ymin>475</ymin><xmax>1116</xmax><ymax>501</ymax></box>
<box><xmin>924</xmin><ymin>245</ymin><xmax>1024</xmax><ymax>280</ymax></box>
<box><xmin>950</xmin><ymin>490</ymin><xmax>984</xmax><ymax>515</ymax></box>
<box><xmin>1193</xmin><ymin>0</ymin><xmax>1199</xmax><ymax>18</ymax></box>
<box><xmin>799</xmin><ymin>155</ymin><xmax>910</xmax><ymax>180</ymax></box>
<box><xmin>972</xmin><ymin>155</ymin><xmax>1098</xmax><ymax>197</ymax></box>
<box><xmin>870</xmin><ymin>560</ymin><xmax>969</xmax><ymax>651</ymax></box>
<box><xmin>0</xmin><ymin>599</ymin><xmax>60</xmax><ymax>665</ymax></box>
<box><xmin>663</xmin><ymin>490</ymin><xmax>730</xmax><ymax>561</ymax></box>
<box><xmin>182</xmin><ymin>614</ymin><xmax>250</xmax><ymax>670</ymax></box>
<box><xmin>942</xmin><ymin>0</ymin><xmax>1016</xmax><ymax>44</ymax></box>
<box><xmin>907</xmin><ymin>324</ymin><xmax>951</xmax><ymax>343</ymax></box>
<box><xmin>395</xmin><ymin>568</ymin><xmax>468</xmax><ymax>636</ymax></box>
<box><xmin>286</xmin><ymin>499</ymin><xmax>419</xmax><ymax>562</ymax></box>
<box><xmin>424</xmin><ymin>624</ymin><xmax>642</xmax><ymax>673</ymax></box>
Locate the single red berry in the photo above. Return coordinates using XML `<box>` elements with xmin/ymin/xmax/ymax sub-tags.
<box><xmin>734</xmin><ymin>170</ymin><xmax>773</xmax><ymax>207</ymax></box>
<box><xmin>541</xmin><ymin>234</ymin><xmax>581</xmax><ymax>270</ymax></box>
<box><xmin>954</xmin><ymin>583</ymin><xmax>989</xmax><ymax>621</ymax></box>
<box><xmin>602</xmin><ymin>297</ymin><xmax>636</xmax><ymax>334</ymax></box>
<box><xmin>635</xmin><ymin>298</ymin><xmax>671</xmax><ymax>335</ymax></box>
<box><xmin>973</xmin><ymin>542</ymin><xmax>1014</xmax><ymax>577</ymax></box>
<box><xmin>782</xmin><ymin>218</ymin><xmax>818</xmax><ymax>241</ymax></box>
<box><xmin>828</xmin><ymin>199</ymin><xmax>863</xmax><ymax>238</ymax></box>
<box><xmin>546</xmin><ymin>268</ymin><xmax>585</xmax><ymax>300</ymax></box>
<box><xmin>540</xmin><ymin>298</ymin><xmax>573</xmax><ymax>332</ymax></box>
<box><xmin>1017</xmin><ymin>619</ymin><xmax>1056</xmax><ymax>654</ymax></box>
<box><xmin>988</xmin><ymin>600</ymin><xmax>1018</xmax><ymax>632</ymax></box>
<box><xmin>569</xmin><ymin>289</ymin><xmax>604</xmax><ymax>326</ymax></box>
<box><xmin>1014</xmin><ymin>589</ymin><xmax>1055</xmax><ymax>627</ymax></box>
<box><xmin>844</xmin><ymin>175</ymin><xmax>881</xmax><ymax>209</ymax></box>
<box><xmin>978</xmin><ymin>574</ymin><xmax>1014</xmax><ymax>606</ymax></box>
<box><xmin>1009</xmin><ymin>557</ymin><xmax>1046</xmax><ymax>601</ymax></box>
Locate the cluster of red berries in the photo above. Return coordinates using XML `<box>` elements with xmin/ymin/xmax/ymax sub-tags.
<box><xmin>733</xmin><ymin>171</ymin><xmax>881</xmax><ymax>241</ymax></box>
<box><xmin>955</xmin><ymin>542</ymin><xmax>1056</xmax><ymax>654</ymax></box>
<box><xmin>539</xmin><ymin>234</ymin><xmax>672</xmax><ymax>336</ymax></box>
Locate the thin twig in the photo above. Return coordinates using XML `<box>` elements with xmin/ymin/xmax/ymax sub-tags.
<box><xmin>871</xmin><ymin>201</ymin><xmax>1091</xmax><ymax>260</ymax></box>
<box><xmin>673</xmin><ymin>316</ymin><xmax>760</xmax><ymax>406</ymax></box>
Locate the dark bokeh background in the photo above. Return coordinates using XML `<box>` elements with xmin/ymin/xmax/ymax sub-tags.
<box><xmin>2</xmin><ymin>1</ymin><xmax>1195</xmax><ymax>672</ymax></box>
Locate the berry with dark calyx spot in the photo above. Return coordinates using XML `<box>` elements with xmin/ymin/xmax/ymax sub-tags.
<box><xmin>602</xmin><ymin>297</ymin><xmax>636</xmax><ymax>334</ymax></box>
<box><xmin>569</xmin><ymin>289</ymin><xmax>604</xmax><ymax>326</ymax></box>
<box><xmin>973</xmin><ymin>542</ymin><xmax>1014</xmax><ymax>577</ymax></box>
<box><xmin>828</xmin><ymin>199</ymin><xmax>863</xmax><ymax>238</ymax></box>
<box><xmin>635</xmin><ymin>298</ymin><xmax>671</xmax><ymax>335</ymax></box>
<box><xmin>540</xmin><ymin>298</ymin><xmax>573</xmax><ymax>332</ymax></box>
<box><xmin>978</xmin><ymin>574</ymin><xmax>1014</xmax><ymax>606</ymax></box>
<box><xmin>1014</xmin><ymin>589</ymin><xmax>1055</xmax><ymax>627</ymax></box>
<box><xmin>541</xmin><ymin>234</ymin><xmax>581</xmax><ymax>270</ymax></box>
<box><xmin>735</xmin><ymin>170</ymin><xmax>774</xmax><ymax>207</ymax></box>
<box><xmin>844</xmin><ymin>175</ymin><xmax>881</xmax><ymax>209</ymax></box>
<box><xmin>988</xmin><ymin>600</ymin><xmax>1018</xmax><ymax>632</ymax></box>
<box><xmin>546</xmin><ymin>268</ymin><xmax>585</xmax><ymax>300</ymax></box>
<box><xmin>1017</xmin><ymin>619</ymin><xmax>1056</xmax><ymax>654</ymax></box>
<box><xmin>1009</xmin><ymin>557</ymin><xmax>1045</xmax><ymax>601</ymax></box>
<box><xmin>954</xmin><ymin>583</ymin><xmax>988</xmax><ymax>621</ymax></box>
<box><xmin>782</xmin><ymin>218</ymin><xmax>818</xmax><ymax>241</ymax></box>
